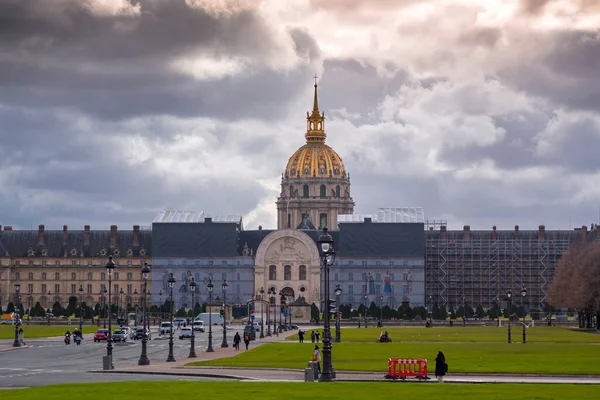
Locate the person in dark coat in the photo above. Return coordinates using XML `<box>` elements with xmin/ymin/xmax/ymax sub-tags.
<box><xmin>310</xmin><ymin>330</ymin><xmax>316</xmax><ymax>343</ymax></box>
<box><xmin>435</xmin><ymin>351</ymin><xmax>447</xmax><ymax>383</ymax></box>
<box><xmin>298</xmin><ymin>330</ymin><xmax>305</xmax><ymax>343</ymax></box>
<box><xmin>233</xmin><ymin>332</ymin><xmax>241</xmax><ymax>350</ymax></box>
<box><xmin>243</xmin><ymin>332</ymin><xmax>250</xmax><ymax>350</ymax></box>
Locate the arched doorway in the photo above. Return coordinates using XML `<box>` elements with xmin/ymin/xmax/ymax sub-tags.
<box><xmin>280</xmin><ymin>287</ymin><xmax>295</xmax><ymax>303</ymax></box>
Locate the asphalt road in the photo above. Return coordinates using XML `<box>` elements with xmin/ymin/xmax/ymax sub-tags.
<box><xmin>0</xmin><ymin>325</ymin><xmax>244</xmax><ymax>388</ymax></box>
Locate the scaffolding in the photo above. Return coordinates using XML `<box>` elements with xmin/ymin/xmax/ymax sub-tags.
<box><xmin>425</xmin><ymin>227</ymin><xmax>583</xmax><ymax>311</ymax></box>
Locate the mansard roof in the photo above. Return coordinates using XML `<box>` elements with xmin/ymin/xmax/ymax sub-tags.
<box><xmin>0</xmin><ymin>225</ymin><xmax>151</xmax><ymax>258</ymax></box>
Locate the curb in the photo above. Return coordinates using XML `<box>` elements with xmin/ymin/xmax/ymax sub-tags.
<box><xmin>87</xmin><ymin>369</ymin><xmax>251</xmax><ymax>381</ymax></box>
<box><xmin>0</xmin><ymin>346</ymin><xmax>30</xmax><ymax>352</ymax></box>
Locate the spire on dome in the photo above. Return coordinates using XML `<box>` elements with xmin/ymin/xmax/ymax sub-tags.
<box><xmin>306</xmin><ymin>76</ymin><xmax>326</xmax><ymax>143</ymax></box>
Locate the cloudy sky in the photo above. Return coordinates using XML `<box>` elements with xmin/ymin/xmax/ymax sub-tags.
<box><xmin>1</xmin><ymin>0</ymin><xmax>600</xmax><ymax>231</ymax></box>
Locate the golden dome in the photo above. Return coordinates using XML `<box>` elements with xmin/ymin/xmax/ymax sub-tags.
<box><xmin>284</xmin><ymin>79</ymin><xmax>347</xmax><ymax>179</ymax></box>
<box><xmin>285</xmin><ymin>143</ymin><xmax>347</xmax><ymax>179</ymax></box>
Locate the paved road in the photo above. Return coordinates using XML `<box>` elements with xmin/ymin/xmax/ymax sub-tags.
<box><xmin>0</xmin><ymin>325</ymin><xmax>244</xmax><ymax>388</ymax></box>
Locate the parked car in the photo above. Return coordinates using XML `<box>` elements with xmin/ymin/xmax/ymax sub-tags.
<box><xmin>133</xmin><ymin>327</ymin><xmax>151</xmax><ymax>340</ymax></box>
<box><xmin>178</xmin><ymin>327</ymin><xmax>193</xmax><ymax>340</ymax></box>
<box><xmin>112</xmin><ymin>329</ymin><xmax>128</xmax><ymax>342</ymax></box>
<box><xmin>94</xmin><ymin>329</ymin><xmax>109</xmax><ymax>342</ymax></box>
<box><xmin>159</xmin><ymin>322</ymin><xmax>173</xmax><ymax>336</ymax></box>
<box><xmin>120</xmin><ymin>326</ymin><xmax>134</xmax><ymax>340</ymax></box>
<box><xmin>193</xmin><ymin>321</ymin><xmax>205</xmax><ymax>333</ymax></box>
<box><xmin>0</xmin><ymin>319</ymin><xmax>16</xmax><ymax>325</ymax></box>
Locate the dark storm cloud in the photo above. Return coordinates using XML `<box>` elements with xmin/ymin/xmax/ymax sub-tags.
<box><xmin>320</xmin><ymin>59</ymin><xmax>408</xmax><ymax>119</ymax></box>
<box><xmin>499</xmin><ymin>30</ymin><xmax>600</xmax><ymax>112</ymax></box>
<box><xmin>0</xmin><ymin>0</ymin><xmax>312</xmax><ymax>120</ymax></box>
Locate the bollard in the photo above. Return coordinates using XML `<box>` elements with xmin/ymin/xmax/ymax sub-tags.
<box><xmin>102</xmin><ymin>355</ymin><xmax>114</xmax><ymax>371</ymax></box>
<box><xmin>308</xmin><ymin>361</ymin><xmax>319</xmax><ymax>380</ymax></box>
<box><xmin>304</xmin><ymin>368</ymin><xmax>315</xmax><ymax>382</ymax></box>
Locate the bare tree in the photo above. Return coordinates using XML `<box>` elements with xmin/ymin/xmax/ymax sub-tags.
<box><xmin>548</xmin><ymin>241</ymin><xmax>600</xmax><ymax>329</ymax></box>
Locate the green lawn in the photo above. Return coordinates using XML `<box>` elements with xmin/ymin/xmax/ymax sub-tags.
<box><xmin>0</xmin><ymin>325</ymin><xmax>99</xmax><ymax>339</ymax></box>
<box><xmin>188</xmin><ymin>342</ymin><xmax>600</xmax><ymax>375</ymax></box>
<box><xmin>288</xmin><ymin>326</ymin><xmax>600</xmax><ymax>343</ymax></box>
<box><xmin>1</xmin><ymin>382</ymin><xmax>597</xmax><ymax>400</ymax></box>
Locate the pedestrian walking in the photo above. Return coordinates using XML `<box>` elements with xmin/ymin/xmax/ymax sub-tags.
<box><xmin>298</xmin><ymin>330</ymin><xmax>305</xmax><ymax>343</ymax></box>
<box><xmin>435</xmin><ymin>351</ymin><xmax>447</xmax><ymax>383</ymax></box>
<box><xmin>310</xmin><ymin>330</ymin><xmax>316</xmax><ymax>343</ymax></box>
<box><xmin>233</xmin><ymin>332</ymin><xmax>241</xmax><ymax>350</ymax></box>
<box><xmin>312</xmin><ymin>345</ymin><xmax>321</xmax><ymax>376</ymax></box>
<box><xmin>315</xmin><ymin>331</ymin><xmax>320</xmax><ymax>342</ymax></box>
<box><xmin>243</xmin><ymin>332</ymin><xmax>250</xmax><ymax>350</ymax></box>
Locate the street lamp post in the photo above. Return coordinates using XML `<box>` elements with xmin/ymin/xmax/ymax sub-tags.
<box><xmin>207</xmin><ymin>279</ymin><xmax>214</xmax><ymax>352</ymax></box>
<box><xmin>159</xmin><ymin>290</ymin><xmax>163</xmax><ymax>326</ymax></box>
<box><xmin>105</xmin><ymin>256</ymin><xmax>115</xmax><ymax>369</ymax></box>
<box><xmin>138</xmin><ymin>262</ymin><xmax>151</xmax><ymax>366</ymax></box>
<box><xmin>146</xmin><ymin>291</ymin><xmax>151</xmax><ymax>332</ymax></box>
<box><xmin>119</xmin><ymin>288</ymin><xmax>124</xmax><ymax>325</ymax></box>
<box><xmin>317</xmin><ymin>227</ymin><xmax>336</xmax><ymax>382</ymax></box>
<box><xmin>270</xmin><ymin>288</ymin><xmax>277</xmax><ymax>337</ymax></box>
<box><xmin>379</xmin><ymin>295</ymin><xmax>384</xmax><ymax>326</ymax></box>
<box><xmin>166</xmin><ymin>273</ymin><xmax>176</xmax><ymax>362</ymax></box>
<box><xmin>78</xmin><ymin>285</ymin><xmax>84</xmax><ymax>331</ymax></box>
<box><xmin>521</xmin><ymin>287</ymin><xmax>527</xmax><ymax>344</ymax></box>
<box><xmin>164</xmin><ymin>273</ymin><xmax>176</xmax><ymax>362</ymax></box>
<box><xmin>221</xmin><ymin>280</ymin><xmax>229</xmax><ymax>348</ymax></box>
<box><xmin>334</xmin><ymin>285</ymin><xmax>342</xmax><ymax>343</ymax></box>
<box><xmin>363</xmin><ymin>293</ymin><xmax>368</xmax><ymax>328</ymax></box>
<box><xmin>13</xmin><ymin>284</ymin><xmax>21</xmax><ymax>347</ymax></box>
<box><xmin>259</xmin><ymin>287</ymin><xmax>265</xmax><ymax>339</ymax></box>
<box><xmin>507</xmin><ymin>289</ymin><xmax>512</xmax><ymax>344</ymax></box>
<box><xmin>133</xmin><ymin>289</ymin><xmax>139</xmax><ymax>326</ymax></box>
<box><xmin>188</xmin><ymin>278</ymin><xmax>197</xmax><ymax>358</ymax></box>
<box><xmin>278</xmin><ymin>291</ymin><xmax>284</xmax><ymax>333</ymax></box>
<box><xmin>102</xmin><ymin>287</ymin><xmax>107</xmax><ymax>329</ymax></box>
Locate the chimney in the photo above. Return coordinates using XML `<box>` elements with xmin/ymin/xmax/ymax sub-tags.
<box><xmin>205</xmin><ymin>217</ymin><xmax>212</xmax><ymax>223</ymax></box>
<box><xmin>38</xmin><ymin>224</ymin><xmax>45</xmax><ymax>246</ymax></box>
<box><xmin>110</xmin><ymin>225</ymin><xmax>118</xmax><ymax>249</ymax></box>
<box><xmin>132</xmin><ymin>225</ymin><xmax>140</xmax><ymax>246</ymax></box>
<box><xmin>84</xmin><ymin>225</ymin><xmax>91</xmax><ymax>245</ymax></box>
<box><xmin>4</xmin><ymin>226</ymin><xmax>13</xmax><ymax>231</ymax></box>
<box><xmin>514</xmin><ymin>225</ymin><xmax>519</xmax><ymax>239</ymax></box>
<box><xmin>440</xmin><ymin>225</ymin><xmax>447</xmax><ymax>240</ymax></box>
<box><xmin>63</xmin><ymin>225</ymin><xmax>68</xmax><ymax>243</ymax></box>
<box><xmin>364</xmin><ymin>217</ymin><xmax>372</xmax><ymax>223</ymax></box>
<box><xmin>492</xmin><ymin>226</ymin><xmax>497</xmax><ymax>241</ymax></box>
<box><xmin>582</xmin><ymin>225</ymin><xmax>588</xmax><ymax>241</ymax></box>
<box><xmin>429</xmin><ymin>226</ymin><xmax>433</xmax><ymax>231</ymax></box>
<box><xmin>463</xmin><ymin>225</ymin><xmax>470</xmax><ymax>242</ymax></box>
<box><xmin>538</xmin><ymin>225</ymin><xmax>546</xmax><ymax>241</ymax></box>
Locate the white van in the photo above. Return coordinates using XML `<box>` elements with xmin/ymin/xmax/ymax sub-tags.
<box><xmin>194</xmin><ymin>312</ymin><xmax>224</xmax><ymax>326</ymax></box>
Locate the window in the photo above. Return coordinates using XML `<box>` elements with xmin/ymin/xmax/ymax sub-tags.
<box><xmin>101</xmin><ymin>273</ymin><xmax>106</xmax><ymax>281</ymax></box>
<box><xmin>15</xmin><ymin>272</ymin><xmax>20</xmax><ymax>280</ymax></box>
<box><xmin>403</xmin><ymin>273</ymin><xmax>408</xmax><ymax>281</ymax></box>
<box><xmin>88</xmin><ymin>272</ymin><xmax>93</xmax><ymax>280</ymax></box>
<box><xmin>390</xmin><ymin>273</ymin><xmax>395</xmax><ymax>281</ymax></box>
<box><xmin>127</xmin><ymin>272</ymin><xmax>132</xmax><ymax>281</ymax></box>
<box><xmin>348</xmin><ymin>285</ymin><xmax>354</xmax><ymax>295</ymax></box>
<box><xmin>41</xmin><ymin>284</ymin><xmax>46</xmax><ymax>294</ymax></box>
<box><xmin>28</xmin><ymin>272</ymin><xmax>34</xmax><ymax>281</ymax></box>
<box><xmin>168</xmin><ymin>260</ymin><xmax>173</xmax><ymax>266</ymax></box>
<box><xmin>208</xmin><ymin>261</ymin><xmax>213</xmax><ymax>266</ymax></box>
<box><xmin>403</xmin><ymin>260</ymin><xmax>408</xmax><ymax>267</ymax></box>
<box><xmin>303</xmin><ymin>184</ymin><xmax>309</xmax><ymax>197</ymax></box>
<box><xmin>289</xmin><ymin>185</ymin><xmax>294</xmax><ymax>197</ymax></box>
<box><xmin>236</xmin><ymin>284</ymin><xmax>240</xmax><ymax>293</ymax></box>
<box><xmin>222</xmin><ymin>273</ymin><xmax>227</xmax><ymax>280</ymax></box>
<box><xmin>29</xmin><ymin>260</ymin><xmax>33</xmax><ymax>266</ymax></box>
<box><xmin>55</xmin><ymin>261</ymin><xmax>60</xmax><ymax>266</ymax></box>
<box><xmin>54</xmin><ymin>284</ymin><xmax>60</xmax><ymax>294</ymax></box>
<box><xmin>348</xmin><ymin>272</ymin><xmax>353</xmax><ymax>281</ymax></box>
<box><xmin>403</xmin><ymin>285</ymin><xmax>408</xmax><ymax>295</ymax></box>
<box><xmin>87</xmin><ymin>284</ymin><xmax>92</xmax><ymax>294</ymax></box>
<box><xmin>348</xmin><ymin>261</ymin><xmax>354</xmax><ymax>266</ymax></box>
<box><xmin>28</xmin><ymin>284</ymin><xmax>33</xmax><ymax>294</ymax></box>
<box><xmin>71</xmin><ymin>284</ymin><xmax>76</xmax><ymax>294</ymax></box>
<box><xmin>55</xmin><ymin>272</ymin><xmax>60</xmax><ymax>280</ymax></box>
<box><xmin>195</xmin><ymin>273</ymin><xmax>200</xmax><ymax>282</ymax></box>
<box><xmin>71</xmin><ymin>260</ymin><xmax>76</xmax><ymax>266</ymax></box>
<box><xmin>376</xmin><ymin>285</ymin><xmax>381</xmax><ymax>294</ymax></box>
<box><xmin>284</xmin><ymin>265</ymin><xmax>291</xmax><ymax>280</ymax></box>
<box><xmin>222</xmin><ymin>260</ymin><xmax>227</xmax><ymax>266</ymax></box>
<box><xmin>376</xmin><ymin>273</ymin><xmax>381</xmax><ymax>282</ymax></box>
<box><xmin>42</xmin><ymin>297</ymin><xmax>47</xmax><ymax>307</ymax></box>
<box><xmin>320</xmin><ymin>184</ymin><xmax>326</xmax><ymax>198</ymax></box>
<box><xmin>334</xmin><ymin>273</ymin><xmax>338</xmax><ymax>281</ymax></box>
<box><xmin>71</xmin><ymin>272</ymin><xmax>76</xmax><ymax>280</ymax></box>
<box><xmin>389</xmin><ymin>260</ymin><xmax>394</xmax><ymax>266</ymax></box>
<box><xmin>127</xmin><ymin>261</ymin><xmax>132</xmax><ymax>266</ymax></box>
<box><xmin>362</xmin><ymin>261</ymin><xmax>367</xmax><ymax>267</ymax></box>
<box><xmin>335</xmin><ymin>185</ymin><xmax>340</xmax><ymax>197</ymax></box>
<box><xmin>114</xmin><ymin>273</ymin><xmax>119</xmax><ymax>281</ymax></box>
<box><xmin>376</xmin><ymin>261</ymin><xmax>381</xmax><ymax>266</ymax></box>
<box><xmin>41</xmin><ymin>260</ymin><xmax>47</xmax><ymax>266</ymax></box>
<box><xmin>319</xmin><ymin>213</ymin><xmax>327</xmax><ymax>229</ymax></box>
<box><xmin>127</xmin><ymin>284</ymin><xmax>132</xmax><ymax>294</ymax></box>
<box><xmin>114</xmin><ymin>284</ymin><xmax>119</xmax><ymax>294</ymax></box>
<box><xmin>299</xmin><ymin>265</ymin><xmax>307</xmax><ymax>280</ymax></box>
<box><xmin>269</xmin><ymin>265</ymin><xmax>277</xmax><ymax>280</ymax></box>
<box><xmin>88</xmin><ymin>261</ymin><xmax>93</xmax><ymax>266</ymax></box>
<box><xmin>15</xmin><ymin>260</ymin><xmax>20</xmax><ymax>266</ymax></box>
<box><xmin>236</xmin><ymin>273</ymin><xmax>240</xmax><ymax>281</ymax></box>
<box><xmin>287</xmin><ymin>213</ymin><xmax>291</xmax><ymax>228</ymax></box>
<box><xmin>362</xmin><ymin>273</ymin><xmax>367</xmax><ymax>281</ymax></box>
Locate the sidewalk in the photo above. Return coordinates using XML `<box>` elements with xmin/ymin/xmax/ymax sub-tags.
<box><xmin>92</xmin><ymin>331</ymin><xmax>600</xmax><ymax>384</ymax></box>
<box><xmin>0</xmin><ymin>344</ymin><xmax>29</xmax><ymax>352</ymax></box>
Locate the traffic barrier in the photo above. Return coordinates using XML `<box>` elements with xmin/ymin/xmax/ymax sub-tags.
<box><xmin>385</xmin><ymin>358</ymin><xmax>428</xmax><ymax>380</ymax></box>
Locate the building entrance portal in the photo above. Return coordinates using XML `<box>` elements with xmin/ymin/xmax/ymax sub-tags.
<box><xmin>281</xmin><ymin>287</ymin><xmax>295</xmax><ymax>303</ymax></box>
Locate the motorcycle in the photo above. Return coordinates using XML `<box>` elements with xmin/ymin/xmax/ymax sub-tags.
<box><xmin>74</xmin><ymin>335</ymin><xmax>82</xmax><ymax>346</ymax></box>
<box><xmin>64</xmin><ymin>335</ymin><xmax>71</xmax><ymax>345</ymax></box>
